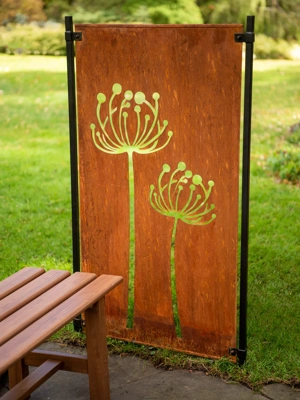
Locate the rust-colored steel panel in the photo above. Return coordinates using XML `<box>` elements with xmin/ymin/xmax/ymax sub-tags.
<box><xmin>75</xmin><ymin>24</ymin><xmax>243</xmax><ymax>359</ymax></box>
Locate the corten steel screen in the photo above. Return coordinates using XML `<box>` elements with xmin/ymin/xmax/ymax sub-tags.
<box><xmin>75</xmin><ymin>24</ymin><xmax>243</xmax><ymax>359</ymax></box>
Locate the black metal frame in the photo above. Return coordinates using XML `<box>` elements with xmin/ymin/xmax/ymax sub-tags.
<box><xmin>65</xmin><ymin>16</ymin><xmax>81</xmax><ymax>331</ymax></box>
<box><xmin>229</xmin><ymin>15</ymin><xmax>255</xmax><ymax>366</ymax></box>
<box><xmin>64</xmin><ymin>15</ymin><xmax>255</xmax><ymax>361</ymax></box>
<box><xmin>239</xmin><ymin>15</ymin><xmax>255</xmax><ymax>367</ymax></box>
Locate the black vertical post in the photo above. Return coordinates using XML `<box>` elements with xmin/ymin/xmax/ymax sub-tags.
<box><xmin>239</xmin><ymin>15</ymin><xmax>255</xmax><ymax>366</ymax></box>
<box><xmin>65</xmin><ymin>16</ymin><xmax>82</xmax><ymax>331</ymax></box>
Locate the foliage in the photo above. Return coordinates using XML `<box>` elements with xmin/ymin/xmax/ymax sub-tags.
<box><xmin>0</xmin><ymin>0</ymin><xmax>46</xmax><ymax>25</ymax></box>
<box><xmin>266</xmin><ymin>120</ymin><xmax>300</xmax><ymax>185</ymax></box>
<box><xmin>198</xmin><ymin>0</ymin><xmax>300</xmax><ymax>41</ymax></box>
<box><xmin>43</xmin><ymin>0</ymin><xmax>73</xmax><ymax>22</ymax></box>
<box><xmin>267</xmin><ymin>149</ymin><xmax>300</xmax><ymax>184</ymax></box>
<box><xmin>124</xmin><ymin>0</ymin><xmax>203</xmax><ymax>24</ymax></box>
<box><xmin>46</xmin><ymin>0</ymin><xmax>204</xmax><ymax>24</ymax></box>
<box><xmin>71</xmin><ymin>7</ymin><xmax>123</xmax><ymax>24</ymax></box>
<box><xmin>50</xmin><ymin>323</ymin><xmax>86</xmax><ymax>346</ymax></box>
<box><xmin>286</xmin><ymin>123</ymin><xmax>300</xmax><ymax>146</ymax></box>
<box><xmin>255</xmin><ymin>34</ymin><xmax>293</xmax><ymax>60</ymax></box>
<box><xmin>252</xmin><ymin>58</ymin><xmax>300</xmax><ymax>184</ymax></box>
<box><xmin>261</xmin><ymin>0</ymin><xmax>300</xmax><ymax>41</ymax></box>
<box><xmin>74</xmin><ymin>0</ymin><xmax>123</xmax><ymax>11</ymax></box>
<box><xmin>1</xmin><ymin>0</ymin><xmax>300</xmax><ymax>43</ymax></box>
<box><xmin>206</xmin><ymin>0</ymin><xmax>265</xmax><ymax>25</ymax></box>
<box><xmin>2</xmin><ymin>25</ymin><xmax>295</xmax><ymax>60</ymax></box>
<box><xmin>0</xmin><ymin>24</ymin><xmax>65</xmax><ymax>55</ymax></box>
<box><xmin>1</xmin><ymin>0</ymin><xmax>300</xmax><ymax>42</ymax></box>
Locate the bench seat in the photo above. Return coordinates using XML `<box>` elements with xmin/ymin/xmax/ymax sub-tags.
<box><xmin>0</xmin><ymin>267</ymin><xmax>123</xmax><ymax>400</ymax></box>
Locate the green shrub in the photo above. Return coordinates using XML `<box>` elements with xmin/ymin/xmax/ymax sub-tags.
<box><xmin>43</xmin><ymin>0</ymin><xmax>72</xmax><ymax>22</ymax></box>
<box><xmin>124</xmin><ymin>0</ymin><xmax>203</xmax><ymax>24</ymax></box>
<box><xmin>286</xmin><ymin>123</ymin><xmax>300</xmax><ymax>146</ymax></box>
<box><xmin>267</xmin><ymin>149</ymin><xmax>300</xmax><ymax>184</ymax></box>
<box><xmin>254</xmin><ymin>34</ymin><xmax>293</xmax><ymax>60</ymax></box>
<box><xmin>0</xmin><ymin>0</ymin><xmax>46</xmax><ymax>25</ymax></box>
<box><xmin>72</xmin><ymin>7</ymin><xmax>123</xmax><ymax>24</ymax></box>
<box><xmin>72</xmin><ymin>0</ymin><xmax>203</xmax><ymax>24</ymax></box>
<box><xmin>0</xmin><ymin>24</ymin><xmax>65</xmax><ymax>56</ymax></box>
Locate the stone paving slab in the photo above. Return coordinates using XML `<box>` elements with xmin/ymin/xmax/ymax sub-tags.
<box><xmin>110</xmin><ymin>363</ymin><xmax>265</xmax><ymax>400</ymax></box>
<box><xmin>26</xmin><ymin>354</ymin><xmax>266</xmax><ymax>400</ymax></box>
<box><xmin>261</xmin><ymin>383</ymin><xmax>300</xmax><ymax>400</ymax></box>
<box><xmin>1</xmin><ymin>343</ymin><xmax>299</xmax><ymax>400</ymax></box>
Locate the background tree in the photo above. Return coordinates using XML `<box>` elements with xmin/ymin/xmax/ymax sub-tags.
<box><xmin>43</xmin><ymin>0</ymin><xmax>75</xmax><ymax>21</ymax></box>
<box><xmin>123</xmin><ymin>0</ymin><xmax>203</xmax><ymax>24</ymax></box>
<box><xmin>1</xmin><ymin>0</ymin><xmax>299</xmax><ymax>43</ymax></box>
<box><xmin>197</xmin><ymin>0</ymin><xmax>300</xmax><ymax>40</ymax></box>
<box><xmin>0</xmin><ymin>0</ymin><xmax>46</xmax><ymax>24</ymax></box>
<box><xmin>262</xmin><ymin>0</ymin><xmax>300</xmax><ymax>40</ymax></box>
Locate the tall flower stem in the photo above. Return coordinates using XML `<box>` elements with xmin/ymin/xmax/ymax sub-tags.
<box><xmin>127</xmin><ymin>151</ymin><xmax>135</xmax><ymax>328</ymax></box>
<box><xmin>171</xmin><ymin>217</ymin><xmax>182</xmax><ymax>337</ymax></box>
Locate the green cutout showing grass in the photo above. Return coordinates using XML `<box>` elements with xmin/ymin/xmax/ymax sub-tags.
<box><xmin>150</xmin><ymin>162</ymin><xmax>216</xmax><ymax>336</ymax></box>
<box><xmin>91</xmin><ymin>83</ymin><xmax>173</xmax><ymax>328</ymax></box>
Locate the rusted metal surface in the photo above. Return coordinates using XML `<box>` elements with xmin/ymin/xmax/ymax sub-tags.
<box><xmin>75</xmin><ymin>24</ymin><xmax>243</xmax><ymax>359</ymax></box>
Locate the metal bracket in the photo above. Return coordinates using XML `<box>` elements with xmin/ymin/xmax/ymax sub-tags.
<box><xmin>234</xmin><ymin>32</ymin><xmax>255</xmax><ymax>43</ymax></box>
<box><xmin>228</xmin><ymin>347</ymin><xmax>247</xmax><ymax>358</ymax></box>
<box><xmin>65</xmin><ymin>31</ymin><xmax>82</xmax><ymax>42</ymax></box>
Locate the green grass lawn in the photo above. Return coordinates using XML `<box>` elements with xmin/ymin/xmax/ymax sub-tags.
<box><xmin>0</xmin><ymin>56</ymin><xmax>71</xmax><ymax>277</ymax></box>
<box><xmin>0</xmin><ymin>55</ymin><xmax>299</xmax><ymax>389</ymax></box>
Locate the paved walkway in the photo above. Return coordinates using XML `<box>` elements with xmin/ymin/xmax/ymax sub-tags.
<box><xmin>1</xmin><ymin>343</ymin><xmax>299</xmax><ymax>400</ymax></box>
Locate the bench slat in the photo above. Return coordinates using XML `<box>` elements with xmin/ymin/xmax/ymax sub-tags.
<box><xmin>0</xmin><ymin>272</ymin><xmax>96</xmax><ymax>345</ymax></box>
<box><xmin>0</xmin><ymin>267</ymin><xmax>45</xmax><ymax>300</ymax></box>
<box><xmin>0</xmin><ymin>274</ymin><xmax>123</xmax><ymax>374</ymax></box>
<box><xmin>2</xmin><ymin>359</ymin><xmax>62</xmax><ymax>400</ymax></box>
<box><xmin>0</xmin><ymin>270</ymin><xmax>70</xmax><ymax>321</ymax></box>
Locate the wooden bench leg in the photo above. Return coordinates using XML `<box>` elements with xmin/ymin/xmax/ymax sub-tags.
<box><xmin>8</xmin><ymin>359</ymin><xmax>29</xmax><ymax>389</ymax></box>
<box><xmin>85</xmin><ymin>297</ymin><xmax>110</xmax><ymax>400</ymax></box>
<box><xmin>8</xmin><ymin>359</ymin><xmax>30</xmax><ymax>400</ymax></box>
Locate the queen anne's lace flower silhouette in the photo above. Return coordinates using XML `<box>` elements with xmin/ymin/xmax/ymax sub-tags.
<box><xmin>90</xmin><ymin>83</ymin><xmax>173</xmax><ymax>155</ymax></box>
<box><xmin>150</xmin><ymin>161</ymin><xmax>216</xmax><ymax>225</ymax></box>
<box><xmin>150</xmin><ymin>162</ymin><xmax>216</xmax><ymax>337</ymax></box>
<box><xmin>91</xmin><ymin>83</ymin><xmax>173</xmax><ymax>329</ymax></box>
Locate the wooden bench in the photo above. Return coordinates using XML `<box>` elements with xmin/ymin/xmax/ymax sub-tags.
<box><xmin>0</xmin><ymin>267</ymin><xmax>123</xmax><ymax>400</ymax></box>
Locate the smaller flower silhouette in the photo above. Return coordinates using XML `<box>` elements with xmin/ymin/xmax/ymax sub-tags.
<box><xmin>90</xmin><ymin>83</ymin><xmax>173</xmax><ymax>155</ymax></box>
<box><xmin>149</xmin><ymin>161</ymin><xmax>216</xmax><ymax>337</ymax></box>
<box><xmin>150</xmin><ymin>161</ymin><xmax>216</xmax><ymax>226</ymax></box>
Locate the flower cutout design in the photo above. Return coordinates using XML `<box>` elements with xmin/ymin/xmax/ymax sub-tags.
<box><xmin>90</xmin><ymin>83</ymin><xmax>174</xmax><ymax>329</ymax></box>
<box><xmin>90</xmin><ymin>83</ymin><xmax>173</xmax><ymax>155</ymax></box>
<box><xmin>150</xmin><ymin>161</ymin><xmax>216</xmax><ymax>337</ymax></box>
<box><xmin>150</xmin><ymin>161</ymin><xmax>216</xmax><ymax>226</ymax></box>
